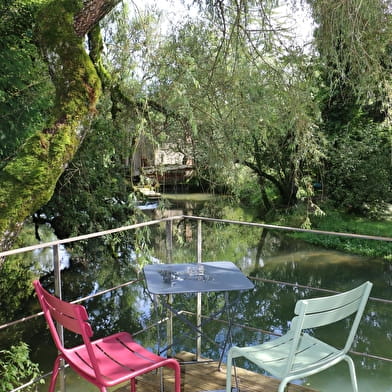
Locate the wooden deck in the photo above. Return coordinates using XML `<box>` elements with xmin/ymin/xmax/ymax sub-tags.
<box><xmin>117</xmin><ymin>352</ymin><xmax>317</xmax><ymax>392</ymax></box>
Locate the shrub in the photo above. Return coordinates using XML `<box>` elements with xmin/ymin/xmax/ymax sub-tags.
<box><xmin>0</xmin><ymin>342</ymin><xmax>42</xmax><ymax>392</ymax></box>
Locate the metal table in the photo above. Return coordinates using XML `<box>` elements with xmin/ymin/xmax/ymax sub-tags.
<box><xmin>143</xmin><ymin>261</ymin><xmax>254</xmax><ymax>367</ymax></box>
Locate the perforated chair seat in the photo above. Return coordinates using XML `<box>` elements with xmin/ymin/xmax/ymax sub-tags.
<box><xmin>63</xmin><ymin>332</ymin><xmax>175</xmax><ymax>386</ymax></box>
<box><xmin>229</xmin><ymin>332</ymin><xmax>343</xmax><ymax>379</ymax></box>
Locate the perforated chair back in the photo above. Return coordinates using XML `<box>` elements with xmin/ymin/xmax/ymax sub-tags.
<box><xmin>33</xmin><ymin>280</ymin><xmax>102</xmax><ymax>377</ymax></box>
<box><xmin>284</xmin><ymin>281</ymin><xmax>373</xmax><ymax>375</ymax></box>
<box><xmin>226</xmin><ymin>281</ymin><xmax>372</xmax><ymax>392</ymax></box>
<box><xmin>34</xmin><ymin>280</ymin><xmax>181</xmax><ymax>392</ymax></box>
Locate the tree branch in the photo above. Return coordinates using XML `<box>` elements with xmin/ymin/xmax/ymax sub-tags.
<box><xmin>74</xmin><ymin>0</ymin><xmax>121</xmax><ymax>37</ymax></box>
<box><xmin>0</xmin><ymin>0</ymin><xmax>121</xmax><ymax>256</ymax></box>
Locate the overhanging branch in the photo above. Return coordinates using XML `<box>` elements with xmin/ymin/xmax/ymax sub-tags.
<box><xmin>74</xmin><ymin>0</ymin><xmax>121</xmax><ymax>37</ymax></box>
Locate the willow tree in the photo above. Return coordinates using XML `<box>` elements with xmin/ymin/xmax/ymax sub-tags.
<box><xmin>310</xmin><ymin>0</ymin><xmax>392</xmax><ymax>99</ymax></box>
<box><xmin>0</xmin><ymin>0</ymin><xmax>120</xmax><ymax>256</ymax></box>
<box><xmin>309</xmin><ymin>0</ymin><xmax>392</xmax><ymax>213</ymax></box>
<box><xmin>1</xmin><ymin>0</ymin><xmax>391</xmax><ymax>258</ymax></box>
<box><xmin>145</xmin><ymin>6</ymin><xmax>324</xmax><ymax>212</ymax></box>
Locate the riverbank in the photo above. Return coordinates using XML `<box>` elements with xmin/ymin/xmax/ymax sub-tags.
<box><xmin>162</xmin><ymin>194</ymin><xmax>391</xmax><ymax>260</ymax></box>
<box><xmin>274</xmin><ymin>204</ymin><xmax>392</xmax><ymax>260</ymax></box>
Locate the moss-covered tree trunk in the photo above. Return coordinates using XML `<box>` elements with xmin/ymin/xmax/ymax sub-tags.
<box><xmin>0</xmin><ymin>0</ymin><xmax>118</xmax><ymax>258</ymax></box>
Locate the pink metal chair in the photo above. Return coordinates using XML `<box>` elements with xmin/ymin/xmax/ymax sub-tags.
<box><xmin>33</xmin><ymin>280</ymin><xmax>181</xmax><ymax>392</ymax></box>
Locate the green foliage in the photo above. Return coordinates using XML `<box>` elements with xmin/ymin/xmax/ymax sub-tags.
<box><xmin>324</xmin><ymin>117</ymin><xmax>391</xmax><ymax>216</ymax></box>
<box><xmin>1</xmin><ymin>0</ymin><xmax>391</xmax><ymax>254</ymax></box>
<box><xmin>147</xmin><ymin>16</ymin><xmax>325</xmax><ymax>210</ymax></box>
<box><xmin>311</xmin><ymin>0</ymin><xmax>392</xmax><ymax>102</ymax></box>
<box><xmin>313</xmin><ymin>0</ymin><xmax>392</xmax><ymax>216</ymax></box>
<box><xmin>0</xmin><ymin>0</ymin><xmax>105</xmax><ymax>251</ymax></box>
<box><xmin>0</xmin><ymin>342</ymin><xmax>42</xmax><ymax>392</ymax></box>
<box><xmin>231</xmin><ymin>166</ymin><xmax>264</xmax><ymax>207</ymax></box>
<box><xmin>165</xmin><ymin>199</ymin><xmax>263</xmax><ymax>264</ymax></box>
<box><xmin>40</xmin><ymin>94</ymin><xmax>139</xmax><ymax>242</ymax></box>
<box><xmin>35</xmin><ymin>0</ymin><xmax>102</xmax><ymax>114</ymax></box>
<box><xmin>0</xmin><ymin>254</ymin><xmax>35</xmax><ymax>324</ymax></box>
<box><xmin>0</xmin><ymin>0</ymin><xmax>54</xmax><ymax>161</ymax></box>
<box><xmin>0</xmin><ymin>223</ymin><xmax>39</xmax><ymax>323</ymax></box>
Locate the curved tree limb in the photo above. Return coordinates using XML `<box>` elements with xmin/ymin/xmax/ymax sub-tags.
<box><xmin>74</xmin><ymin>0</ymin><xmax>121</xmax><ymax>37</ymax></box>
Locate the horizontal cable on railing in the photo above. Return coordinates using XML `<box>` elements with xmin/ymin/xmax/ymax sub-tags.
<box><xmin>183</xmin><ymin>215</ymin><xmax>392</xmax><ymax>242</ymax></box>
<box><xmin>181</xmin><ymin>311</ymin><xmax>392</xmax><ymax>364</ymax></box>
<box><xmin>1</xmin><ymin>214</ymin><xmax>391</xmax><ymax>260</ymax></box>
<box><xmin>10</xmin><ymin>369</ymin><xmax>54</xmax><ymax>392</ymax></box>
<box><xmin>251</xmin><ymin>276</ymin><xmax>392</xmax><ymax>304</ymax></box>
<box><xmin>0</xmin><ymin>216</ymin><xmax>184</xmax><ymax>258</ymax></box>
<box><xmin>0</xmin><ymin>279</ymin><xmax>140</xmax><ymax>331</ymax></box>
<box><xmin>72</xmin><ymin>278</ymin><xmax>140</xmax><ymax>304</ymax></box>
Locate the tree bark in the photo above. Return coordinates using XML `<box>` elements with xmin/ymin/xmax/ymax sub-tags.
<box><xmin>74</xmin><ymin>0</ymin><xmax>120</xmax><ymax>37</ymax></box>
<box><xmin>0</xmin><ymin>0</ymin><xmax>117</xmax><ymax>258</ymax></box>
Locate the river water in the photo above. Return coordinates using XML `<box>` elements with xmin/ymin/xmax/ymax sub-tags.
<box><xmin>3</xmin><ymin>194</ymin><xmax>391</xmax><ymax>391</ymax></box>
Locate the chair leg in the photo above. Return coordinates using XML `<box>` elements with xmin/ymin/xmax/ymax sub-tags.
<box><xmin>164</xmin><ymin>360</ymin><xmax>182</xmax><ymax>392</ymax></box>
<box><xmin>344</xmin><ymin>355</ymin><xmax>358</xmax><ymax>392</ymax></box>
<box><xmin>226</xmin><ymin>351</ymin><xmax>233</xmax><ymax>392</ymax></box>
<box><xmin>48</xmin><ymin>356</ymin><xmax>62</xmax><ymax>392</ymax></box>
<box><xmin>278</xmin><ymin>380</ymin><xmax>289</xmax><ymax>392</ymax></box>
<box><xmin>173</xmin><ymin>362</ymin><xmax>182</xmax><ymax>392</ymax></box>
<box><xmin>131</xmin><ymin>377</ymin><xmax>136</xmax><ymax>392</ymax></box>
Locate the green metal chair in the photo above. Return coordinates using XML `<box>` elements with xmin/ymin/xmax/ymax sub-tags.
<box><xmin>226</xmin><ymin>281</ymin><xmax>372</xmax><ymax>392</ymax></box>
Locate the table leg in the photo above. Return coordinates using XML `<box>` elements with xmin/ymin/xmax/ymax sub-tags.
<box><xmin>196</xmin><ymin>291</ymin><xmax>202</xmax><ymax>361</ymax></box>
<box><xmin>167</xmin><ymin>294</ymin><xmax>173</xmax><ymax>358</ymax></box>
<box><xmin>151</xmin><ymin>294</ymin><xmax>165</xmax><ymax>392</ymax></box>
<box><xmin>219</xmin><ymin>292</ymin><xmax>239</xmax><ymax>391</ymax></box>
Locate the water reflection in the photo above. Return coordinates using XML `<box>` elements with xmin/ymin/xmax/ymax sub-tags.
<box><xmin>3</xmin><ymin>195</ymin><xmax>391</xmax><ymax>392</ymax></box>
<box><xmin>149</xmin><ymin>195</ymin><xmax>392</xmax><ymax>391</ymax></box>
<box><xmin>31</xmin><ymin>224</ymin><xmax>70</xmax><ymax>273</ymax></box>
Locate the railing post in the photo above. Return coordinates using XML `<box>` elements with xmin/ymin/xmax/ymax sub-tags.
<box><xmin>53</xmin><ymin>245</ymin><xmax>66</xmax><ymax>392</ymax></box>
<box><xmin>53</xmin><ymin>245</ymin><xmax>62</xmax><ymax>299</ymax></box>
<box><xmin>165</xmin><ymin>220</ymin><xmax>173</xmax><ymax>359</ymax></box>
<box><xmin>166</xmin><ymin>220</ymin><xmax>173</xmax><ymax>263</ymax></box>
<box><xmin>197</xmin><ymin>219</ymin><xmax>202</xmax><ymax>263</ymax></box>
<box><xmin>196</xmin><ymin>219</ymin><xmax>202</xmax><ymax>360</ymax></box>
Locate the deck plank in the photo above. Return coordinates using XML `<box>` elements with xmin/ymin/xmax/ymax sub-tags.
<box><xmin>115</xmin><ymin>351</ymin><xmax>317</xmax><ymax>392</ymax></box>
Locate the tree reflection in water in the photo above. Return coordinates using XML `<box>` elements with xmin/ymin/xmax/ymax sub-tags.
<box><xmin>3</xmin><ymin>196</ymin><xmax>391</xmax><ymax>391</ymax></box>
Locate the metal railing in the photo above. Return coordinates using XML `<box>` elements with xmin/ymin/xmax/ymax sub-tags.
<box><xmin>0</xmin><ymin>215</ymin><xmax>391</xmax><ymax>391</ymax></box>
<box><xmin>1</xmin><ymin>215</ymin><xmax>391</xmax><ymax>300</ymax></box>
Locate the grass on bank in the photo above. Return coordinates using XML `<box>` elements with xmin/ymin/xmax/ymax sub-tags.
<box><xmin>273</xmin><ymin>205</ymin><xmax>392</xmax><ymax>261</ymax></box>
